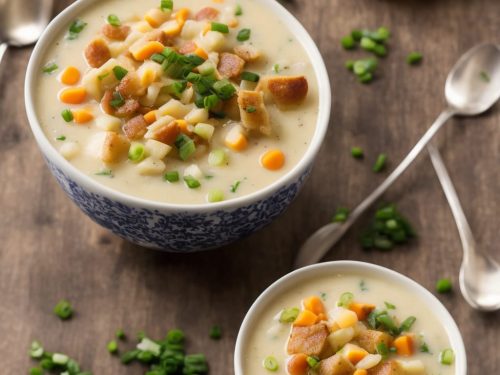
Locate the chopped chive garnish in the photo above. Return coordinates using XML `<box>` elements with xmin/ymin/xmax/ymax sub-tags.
<box><xmin>337</xmin><ymin>292</ymin><xmax>354</xmax><ymax>307</ymax></box>
<box><xmin>56</xmin><ymin>135</ymin><xmax>66</xmax><ymax>141</ymax></box>
<box><xmin>67</xmin><ymin>19</ymin><xmax>87</xmax><ymax>40</ymax></box>
<box><xmin>439</xmin><ymin>349</ymin><xmax>454</xmax><ymax>365</ymax></box>
<box><xmin>95</xmin><ymin>169</ymin><xmax>113</xmax><ymax>177</ymax></box>
<box><xmin>164</xmin><ymin>171</ymin><xmax>180</xmax><ymax>183</ymax></box>
<box><xmin>376</xmin><ymin>342</ymin><xmax>389</xmax><ymax>359</ymax></box>
<box><xmin>121</xmin><ymin>349</ymin><xmax>140</xmax><ymax>364</ymax></box>
<box><xmin>208</xmin><ymin>149</ymin><xmax>228</xmax><ymax>167</ymax></box>
<box><xmin>332</xmin><ymin>207</ymin><xmax>349</xmax><ymax>223</ymax></box>
<box><xmin>273</xmin><ymin>64</ymin><xmax>280</xmax><ymax>73</ymax></box>
<box><xmin>373</xmin><ymin>153</ymin><xmax>387</xmax><ymax>172</ymax></box>
<box><xmin>358</xmin><ymin>72</ymin><xmax>373</xmax><ymax>84</ymax></box>
<box><xmin>53</xmin><ymin>300</ymin><xmax>73</xmax><ymax>320</ymax></box>
<box><xmin>208</xmin><ymin>189</ymin><xmax>224</xmax><ymax>203</ymax></box>
<box><xmin>351</xmin><ymin>29</ymin><xmax>363</xmax><ymax>41</ymax></box>
<box><xmin>209</xmin><ymin>325</ymin><xmax>222</xmax><ymax>340</ymax></box>
<box><xmin>353</xmin><ymin>58</ymin><xmax>378</xmax><ymax>76</ymax></box>
<box><xmin>399</xmin><ymin>316</ymin><xmax>416</xmax><ymax>332</ymax></box>
<box><xmin>165</xmin><ymin>81</ymin><xmax>187</xmax><ymax>99</ymax></box>
<box><xmin>160</xmin><ymin>0</ymin><xmax>173</xmax><ymax>11</ymax></box>
<box><xmin>30</xmin><ymin>341</ymin><xmax>44</xmax><ymax>359</ymax></box>
<box><xmin>420</xmin><ymin>341</ymin><xmax>431</xmax><ymax>353</ymax></box>
<box><xmin>235</xmin><ymin>4</ymin><xmax>243</xmax><ymax>16</ymax></box>
<box><xmin>184</xmin><ymin>176</ymin><xmax>201</xmax><ymax>189</ymax></box>
<box><xmin>136</xmin><ymin>331</ymin><xmax>146</xmax><ymax>341</ymax></box>
<box><xmin>359</xmin><ymin>280</ymin><xmax>368</xmax><ymax>291</ymax></box>
<box><xmin>151</xmin><ymin>53</ymin><xmax>166</xmax><ymax>64</ymax></box>
<box><xmin>29</xmin><ymin>367</ymin><xmax>43</xmax><ymax>375</ymax></box>
<box><xmin>360</xmin><ymin>37</ymin><xmax>377</xmax><ymax>51</ymax></box>
<box><xmin>237</xmin><ymin>28</ymin><xmax>251</xmax><ymax>42</ymax></box>
<box><xmin>107</xmin><ymin>14</ymin><xmax>121</xmax><ymax>27</ymax></box>
<box><xmin>384</xmin><ymin>301</ymin><xmax>396</xmax><ymax>310</ymax></box>
<box><xmin>373</xmin><ymin>44</ymin><xmax>387</xmax><ymax>57</ymax></box>
<box><xmin>479</xmin><ymin>70</ymin><xmax>491</xmax><ymax>82</ymax></box>
<box><xmin>61</xmin><ymin>109</ymin><xmax>73</xmax><ymax>122</ymax></box>
<box><xmin>116</xmin><ymin>329</ymin><xmax>126</xmax><ymax>340</ymax></box>
<box><xmin>230</xmin><ymin>180</ymin><xmax>242</xmax><ymax>193</ymax></box>
<box><xmin>213</xmin><ymin>79</ymin><xmax>236</xmax><ymax>100</ymax></box>
<box><xmin>306</xmin><ymin>356</ymin><xmax>320</xmax><ymax>369</ymax></box>
<box><xmin>407</xmin><ymin>51</ymin><xmax>423</xmax><ymax>65</ymax></box>
<box><xmin>128</xmin><ymin>143</ymin><xmax>146</xmax><ymax>163</ymax></box>
<box><xmin>279</xmin><ymin>307</ymin><xmax>300</xmax><ymax>323</ymax></box>
<box><xmin>246</xmin><ymin>106</ymin><xmax>256</xmax><ymax>113</ymax></box>
<box><xmin>263</xmin><ymin>356</ymin><xmax>279</xmax><ymax>371</ymax></box>
<box><xmin>175</xmin><ymin>134</ymin><xmax>196</xmax><ymax>160</ymax></box>
<box><xmin>203</xmin><ymin>94</ymin><xmax>220</xmax><ymax>110</ymax></box>
<box><xmin>113</xmin><ymin>65</ymin><xmax>128</xmax><ymax>80</ymax></box>
<box><xmin>110</xmin><ymin>92</ymin><xmax>125</xmax><ymax>108</ymax></box>
<box><xmin>241</xmin><ymin>71</ymin><xmax>260</xmax><ymax>82</ymax></box>
<box><xmin>211</xmin><ymin>22</ymin><xmax>229</xmax><ymax>34</ymax></box>
<box><xmin>42</xmin><ymin>61</ymin><xmax>59</xmax><ymax>74</ymax></box>
<box><xmin>341</xmin><ymin>35</ymin><xmax>356</xmax><ymax>50</ymax></box>
<box><xmin>107</xmin><ymin>340</ymin><xmax>118</xmax><ymax>354</ymax></box>
<box><xmin>351</xmin><ymin>146</ymin><xmax>364</xmax><ymax>159</ymax></box>
<box><xmin>436</xmin><ymin>278</ymin><xmax>452</xmax><ymax>293</ymax></box>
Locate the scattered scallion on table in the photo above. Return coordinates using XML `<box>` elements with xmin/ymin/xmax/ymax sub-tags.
<box><xmin>373</xmin><ymin>153</ymin><xmax>387</xmax><ymax>172</ymax></box>
<box><xmin>436</xmin><ymin>278</ymin><xmax>453</xmax><ymax>293</ymax></box>
<box><xmin>53</xmin><ymin>300</ymin><xmax>73</xmax><ymax>320</ymax></box>
<box><xmin>407</xmin><ymin>51</ymin><xmax>423</xmax><ymax>65</ymax></box>
<box><xmin>351</xmin><ymin>146</ymin><xmax>364</xmax><ymax>159</ymax></box>
<box><xmin>332</xmin><ymin>207</ymin><xmax>350</xmax><ymax>223</ymax></box>
<box><xmin>209</xmin><ymin>325</ymin><xmax>222</xmax><ymax>340</ymax></box>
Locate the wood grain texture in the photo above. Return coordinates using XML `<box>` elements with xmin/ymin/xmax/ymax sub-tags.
<box><xmin>0</xmin><ymin>0</ymin><xmax>499</xmax><ymax>373</ymax></box>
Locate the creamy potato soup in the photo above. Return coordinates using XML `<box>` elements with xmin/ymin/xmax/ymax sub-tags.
<box><xmin>244</xmin><ymin>274</ymin><xmax>455</xmax><ymax>375</ymax></box>
<box><xmin>36</xmin><ymin>0</ymin><xmax>319</xmax><ymax>204</ymax></box>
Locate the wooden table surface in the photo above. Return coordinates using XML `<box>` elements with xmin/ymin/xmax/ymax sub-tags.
<box><xmin>1</xmin><ymin>0</ymin><xmax>499</xmax><ymax>373</ymax></box>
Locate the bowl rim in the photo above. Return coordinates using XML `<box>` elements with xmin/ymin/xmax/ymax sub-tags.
<box><xmin>234</xmin><ymin>260</ymin><xmax>467</xmax><ymax>375</ymax></box>
<box><xmin>25</xmin><ymin>0</ymin><xmax>331</xmax><ymax>212</ymax></box>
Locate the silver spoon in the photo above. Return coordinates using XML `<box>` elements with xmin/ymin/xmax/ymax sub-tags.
<box><xmin>0</xmin><ymin>0</ymin><xmax>53</xmax><ymax>66</ymax></box>
<box><xmin>295</xmin><ymin>43</ymin><xmax>500</xmax><ymax>268</ymax></box>
<box><xmin>428</xmin><ymin>143</ymin><xmax>500</xmax><ymax>311</ymax></box>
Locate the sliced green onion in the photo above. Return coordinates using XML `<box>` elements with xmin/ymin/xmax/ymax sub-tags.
<box><xmin>29</xmin><ymin>368</ymin><xmax>43</xmax><ymax>375</ymax></box>
<box><xmin>345</xmin><ymin>60</ymin><xmax>355</xmax><ymax>71</ymax></box>
<box><xmin>351</xmin><ymin>146</ymin><xmax>364</xmax><ymax>159</ymax></box>
<box><xmin>373</xmin><ymin>153</ymin><xmax>387</xmax><ymax>172</ymax></box>
<box><xmin>121</xmin><ymin>349</ymin><xmax>140</xmax><ymax>364</ymax></box>
<box><xmin>197</xmin><ymin>60</ymin><xmax>216</xmax><ymax>76</ymax></box>
<box><xmin>128</xmin><ymin>143</ymin><xmax>146</xmax><ymax>163</ymax></box>
<box><xmin>263</xmin><ymin>356</ymin><xmax>279</xmax><ymax>372</ymax></box>
<box><xmin>116</xmin><ymin>329</ymin><xmax>126</xmax><ymax>340</ymax></box>
<box><xmin>213</xmin><ymin>79</ymin><xmax>236</xmax><ymax>100</ymax></box>
<box><xmin>107</xmin><ymin>14</ymin><xmax>121</xmax><ymax>27</ymax></box>
<box><xmin>230</xmin><ymin>180</ymin><xmax>242</xmax><ymax>193</ymax></box>
<box><xmin>360</xmin><ymin>37</ymin><xmax>377</xmax><ymax>51</ymax></box>
<box><xmin>353</xmin><ymin>58</ymin><xmax>377</xmax><ymax>76</ymax></box>
<box><xmin>436</xmin><ymin>278</ymin><xmax>452</xmax><ymax>293</ymax></box>
<box><xmin>208</xmin><ymin>189</ymin><xmax>225</xmax><ymax>203</ymax></box>
<box><xmin>384</xmin><ymin>301</ymin><xmax>396</xmax><ymax>310</ymax></box>
<box><xmin>407</xmin><ymin>51</ymin><xmax>423</xmax><ymax>65</ymax></box>
<box><xmin>420</xmin><ymin>341</ymin><xmax>431</xmax><ymax>353</ymax></box>
<box><xmin>338</xmin><ymin>292</ymin><xmax>354</xmax><ymax>307</ymax></box>
<box><xmin>306</xmin><ymin>356</ymin><xmax>320</xmax><ymax>368</ymax></box>
<box><xmin>185</xmin><ymin>354</ymin><xmax>208</xmax><ymax>373</ymax></box>
<box><xmin>160</xmin><ymin>0</ymin><xmax>173</xmax><ymax>11</ymax></box>
<box><xmin>151</xmin><ymin>53</ymin><xmax>166</xmax><ymax>64</ymax></box>
<box><xmin>203</xmin><ymin>94</ymin><xmax>220</xmax><ymax>110</ymax></box>
<box><xmin>42</xmin><ymin>62</ymin><xmax>59</xmax><ymax>74</ymax></box>
<box><xmin>40</xmin><ymin>358</ymin><xmax>55</xmax><ymax>370</ymax></box>
<box><xmin>56</xmin><ymin>135</ymin><xmax>66</xmax><ymax>141</ymax></box>
<box><xmin>30</xmin><ymin>341</ymin><xmax>44</xmax><ymax>359</ymax></box>
<box><xmin>332</xmin><ymin>207</ymin><xmax>349</xmax><ymax>223</ymax></box>
<box><xmin>95</xmin><ymin>169</ymin><xmax>113</xmax><ymax>177</ymax></box>
<box><xmin>107</xmin><ymin>340</ymin><xmax>118</xmax><ymax>354</ymax></box>
<box><xmin>358</xmin><ymin>72</ymin><xmax>373</xmax><ymax>84</ymax></box>
<box><xmin>137</xmin><ymin>338</ymin><xmax>161</xmax><ymax>356</ymax></box>
<box><xmin>211</xmin><ymin>22</ymin><xmax>229</xmax><ymax>33</ymax></box>
<box><xmin>241</xmin><ymin>71</ymin><xmax>260</xmax><ymax>82</ymax></box>
<box><xmin>376</xmin><ymin>342</ymin><xmax>389</xmax><ymax>359</ymax></box>
<box><xmin>208</xmin><ymin>149</ymin><xmax>228</xmax><ymax>167</ymax></box>
<box><xmin>439</xmin><ymin>349</ymin><xmax>454</xmax><ymax>365</ymax></box>
<box><xmin>110</xmin><ymin>92</ymin><xmax>125</xmax><ymax>108</ymax></box>
<box><xmin>164</xmin><ymin>171</ymin><xmax>180</xmax><ymax>183</ymax></box>
<box><xmin>67</xmin><ymin>19</ymin><xmax>87</xmax><ymax>40</ymax></box>
<box><xmin>351</xmin><ymin>29</ymin><xmax>363</xmax><ymax>41</ymax></box>
<box><xmin>279</xmin><ymin>307</ymin><xmax>300</xmax><ymax>323</ymax></box>
<box><xmin>53</xmin><ymin>300</ymin><xmax>73</xmax><ymax>320</ymax></box>
<box><xmin>235</xmin><ymin>4</ymin><xmax>243</xmax><ymax>16</ymax></box>
<box><xmin>374</xmin><ymin>27</ymin><xmax>390</xmax><ymax>42</ymax></box>
<box><xmin>399</xmin><ymin>316</ymin><xmax>417</xmax><ymax>332</ymax></box>
<box><xmin>184</xmin><ymin>176</ymin><xmax>201</xmax><ymax>189</ymax></box>
<box><xmin>167</xmin><ymin>329</ymin><xmax>185</xmax><ymax>344</ymax></box>
<box><xmin>373</xmin><ymin>44</ymin><xmax>387</xmax><ymax>57</ymax></box>
<box><xmin>237</xmin><ymin>28</ymin><xmax>251</xmax><ymax>42</ymax></box>
<box><xmin>165</xmin><ymin>80</ymin><xmax>187</xmax><ymax>98</ymax></box>
<box><xmin>209</xmin><ymin>325</ymin><xmax>222</xmax><ymax>339</ymax></box>
<box><xmin>61</xmin><ymin>109</ymin><xmax>73</xmax><ymax>122</ymax></box>
<box><xmin>341</xmin><ymin>35</ymin><xmax>356</xmax><ymax>50</ymax></box>
<box><xmin>52</xmin><ymin>353</ymin><xmax>69</xmax><ymax>365</ymax></box>
<box><xmin>376</xmin><ymin>313</ymin><xmax>399</xmax><ymax>335</ymax></box>
<box><xmin>113</xmin><ymin>65</ymin><xmax>128</xmax><ymax>80</ymax></box>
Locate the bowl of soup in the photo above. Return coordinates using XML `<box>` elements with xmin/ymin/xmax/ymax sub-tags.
<box><xmin>235</xmin><ymin>261</ymin><xmax>466</xmax><ymax>375</ymax></box>
<box><xmin>25</xmin><ymin>0</ymin><xmax>330</xmax><ymax>251</ymax></box>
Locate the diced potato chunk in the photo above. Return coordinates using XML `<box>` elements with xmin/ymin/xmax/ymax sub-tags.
<box><xmin>356</xmin><ymin>330</ymin><xmax>393</xmax><ymax>354</ymax></box>
<box><xmin>198</xmin><ymin>31</ymin><xmax>226</xmax><ymax>52</ymax></box>
<box><xmin>157</xmin><ymin>99</ymin><xmax>191</xmax><ymax>118</ymax></box>
<box><xmin>145</xmin><ymin>139</ymin><xmax>172</xmax><ymax>160</ymax></box>
<box><xmin>327</xmin><ymin>327</ymin><xmax>355</xmax><ymax>352</ymax></box>
<box><xmin>318</xmin><ymin>353</ymin><xmax>355</xmax><ymax>375</ymax></box>
<box><xmin>136</xmin><ymin>157</ymin><xmax>166</xmax><ymax>175</ymax></box>
<box><xmin>356</xmin><ymin>354</ymin><xmax>383</xmax><ymax>370</ymax></box>
<box><xmin>60</xmin><ymin>142</ymin><xmax>80</xmax><ymax>160</ymax></box>
<box><xmin>329</xmin><ymin>307</ymin><xmax>358</xmax><ymax>329</ymax></box>
<box><xmin>101</xmin><ymin>132</ymin><xmax>130</xmax><ymax>164</ymax></box>
<box><xmin>181</xmin><ymin>20</ymin><xmax>205</xmax><ymax>40</ymax></box>
<box><xmin>144</xmin><ymin>8</ymin><xmax>171</xmax><ymax>28</ymax></box>
<box><xmin>394</xmin><ymin>360</ymin><xmax>425</xmax><ymax>375</ymax></box>
<box><xmin>184</xmin><ymin>108</ymin><xmax>209</xmax><ymax>124</ymax></box>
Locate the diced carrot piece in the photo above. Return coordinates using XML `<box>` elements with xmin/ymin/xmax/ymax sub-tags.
<box><xmin>228</xmin><ymin>19</ymin><xmax>239</xmax><ymax>28</ymax></box>
<box><xmin>261</xmin><ymin>149</ymin><xmax>285</xmax><ymax>171</ymax></box>
<box><xmin>293</xmin><ymin>310</ymin><xmax>318</xmax><ymax>327</ymax></box>
<box><xmin>177</xmin><ymin>119</ymin><xmax>192</xmax><ymax>135</ymax></box>
<box><xmin>353</xmin><ymin>369</ymin><xmax>368</xmax><ymax>375</ymax></box>
<box><xmin>60</xmin><ymin>66</ymin><xmax>81</xmax><ymax>85</ymax></box>
<box><xmin>72</xmin><ymin>109</ymin><xmax>94</xmax><ymax>124</ymax></box>
<box><xmin>303</xmin><ymin>296</ymin><xmax>326</xmax><ymax>316</ymax></box>
<box><xmin>212</xmin><ymin>0</ymin><xmax>224</xmax><ymax>3</ymax></box>
<box><xmin>194</xmin><ymin>48</ymin><xmax>208</xmax><ymax>60</ymax></box>
<box><xmin>144</xmin><ymin>110</ymin><xmax>157</xmax><ymax>125</ymax></box>
<box><xmin>349</xmin><ymin>303</ymin><xmax>376</xmax><ymax>321</ymax></box>
<box><xmin>393</xmin><ymin>335</ymin><xmax>414</xmax><ymax>356</ymax></box>
<box><xmin>132</xmin><ymin>41</ymin><xmax>166</xmax><ymax>61</ymax></box>
<box><xmin>175</xmin><ymin>8</ymin><xmax>190</xmax><ymax>27</ymax></box>
<box><xmin>59</xmin><ymin>87</ymin><xmax>87</xmax><ymax>104</ymax></box>
<box><xmin>225</xmin><ymin>128</ymin><xmax>247</xmax><ymax>152</ymax></box>
<box><xmin>287</xmin><ymin>353</ymin><xmax>309</xmax><ymax>375</ymax></box>
<box><xmin>346</xmin><ymin>349</ymin><xmax>368</xmax><ymax>365</ymax></box>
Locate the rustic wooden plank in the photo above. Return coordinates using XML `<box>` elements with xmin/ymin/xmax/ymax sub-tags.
<box><xmin>0</xmin><ymin>0</ymin><xmax>498</xmax><ymax>374</ymax></box>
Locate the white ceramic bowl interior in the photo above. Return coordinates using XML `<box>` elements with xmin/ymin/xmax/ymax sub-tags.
<box><xmin>235</xmin><ymin>261</ymin><xmax>467</xmax><ymax>375</ymax></box>
<box><xmin>25</xmin><ymin>0</ymin><xmax>331</xmax><ymax>213</ymax></box>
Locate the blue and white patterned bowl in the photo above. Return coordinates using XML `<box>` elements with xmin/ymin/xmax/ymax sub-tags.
<box><xmin>25</xmin><ymin>0</ymin><xmax>331</xmax><ymax>252</ymax></box>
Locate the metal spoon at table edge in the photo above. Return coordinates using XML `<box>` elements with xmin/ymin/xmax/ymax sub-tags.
<box><xmin>428</xmin><ymin>143</ymin><xmax>500</xmax><ymax>311</ymax></box>
<box><xmin>0</xmin><ymin>0</ymin><xmax>53</xmax><ymax>66</ymax></box>
<box><xmin>295</xmin><ymin>43</ymin><xmax>500</xmax><ymax>269</ymax></box>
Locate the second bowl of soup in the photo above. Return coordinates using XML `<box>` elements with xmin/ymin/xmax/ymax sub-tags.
<box><xmin>25</xmin><ymin>0</ymin><xmax>330</xmax><ymax>250</ymax></box>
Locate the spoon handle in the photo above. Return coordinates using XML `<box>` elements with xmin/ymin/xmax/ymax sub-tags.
<box><xmin>427</xmin><ymin>142</ymin><xmax>476</xmax><ymax>260</ymax></box>
<box><xmin>0</xmin><ymin>43</ymin><xmax>8</xmax><ymax>67</ymax></box>
<box><xmin>295</xmin><ymin>108</ymin><xmax>457</xmax><ymax>268</ymax></box>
